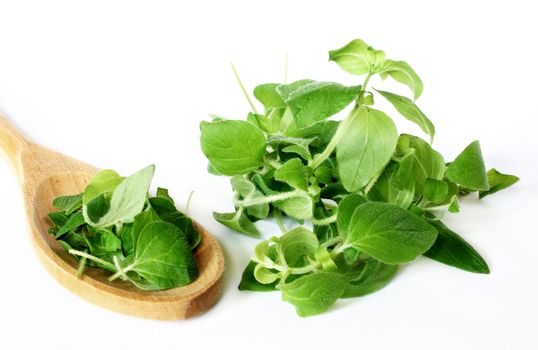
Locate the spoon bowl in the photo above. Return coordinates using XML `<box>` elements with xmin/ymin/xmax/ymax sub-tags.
<box><xmin>0</xmin><ymin>114</ymin><xmax>224</xmax><ymax>320</ymax></box>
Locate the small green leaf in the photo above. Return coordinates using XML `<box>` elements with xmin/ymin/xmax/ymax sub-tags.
<box><xmin>343</xmin><ymin>202</ymin><xmax>438</xmax><ymax>264</ymax></box>
<box><xmin>231</xmin><ymin>176</ymin><xmax>269</xmax><ymax>219</ymax></box>
<box><xmin>279</xmin><ymin>227</ymin><xmax>319</xmax><ymax>267</ymax></box>
<box><xmin>213</xmin><ymin>210</ymin><xmax>260</xmax><ymax>238</ymax></box>
<box><xmin>52</xmin><ymin>194</ymin><xmax>83</xmax><ymax>214</ymax></box>
<box><xmin>254</xmin><ymin>264</ymin><xmax>280</xmax><ymax>284</ymax></box>
<box><xmin>337</xmin><ymin>107</ymin><xmax>398</xmax><ymax>192</ymax></box>
<box><xmin>329</xmin><ymin>39</ymin><xmax>386</xmax><ymax>76</ymax></box>
<box><xmin>375</xmin><ymin>89</ymin><xmax>434</xmax><ymax>142</ymax></box>
<box><xmin>87</xmin><ymin>165</ymin><xmax>155</xmax><ymax>228</ymax></box>
<box><xmin>200</xmin><ymin>120</ymin><xmax>266</xmax><ymax>176</ymax></box>
<box><xmin>281</xmin><ymin>272</ymin><xmax>346</xmax><ymax>317</ymax></box>
<box><xmin>424</xmin><ymin>221</ymin><xmax>489</xmax><ymax>273</ymax></box>
<box><xmin>380</xmin><ymin>60</ymin><xmax>423</xmax><ymax>99</ymax></box>
<box><xmin>446</xmin><ymin>141</ymin><xmax>489</xmax><ymax>191</ymax></box>
<box><xmin>82</xmin><ymin>169</ymin><xmax>123</xmax><ymax>206</ymax></box>
<box><xmin>55</xmin><ymin>212</ymin><xmax>85</xmax><ymax>238</ymax></box>
<box><xmin>274</xmin><ymin>158</ymin><xmax>311</xmax><ymax>191</ymax></box>
<box><xmin>448</xmin><ymin>195</ymin><xmax>460</xmax><ymax>213</ymax></box>
<box><xmin>253</xmin><ymin>83</ymin><xmax>286</xmax><ymax>111</ymax></box>
<box><xmin>479</xmin><ymin>168</ymin><xmax>519</xmax><ymax>199</ymax></box>
<box><xmin>239</xmin><ymin>261</ymin><xmax>278</xmax><ymax>292</ymax></box>
<box><xmin>280</xmin><ymin>194</ymin><xmax>313</xmax><ymax>220</ymax></box>
<box><xmin>277</xmin><ymin>80</ymin><xmax>361</xmax><ymax>128</ymax></box>
<box><xmin>314</xmin><ymin>166</ymin><xmax>333</xmax><ymax>185</ymax></box>
<box><xmin>397</xmin><ymin>134</ymin><xmax>446</xmax><ymax>191</ymax></box>
<box><xmin>342</xmin><ymin>259</ymin><xmax>398</xmax><ymax>298</ymax></box>
<box><xmin>423</xmin><ymin>178</ymin><xmax>449</xmax><ymax>204</ymax></box>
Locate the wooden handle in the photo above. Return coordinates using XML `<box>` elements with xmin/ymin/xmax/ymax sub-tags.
<box><xmin>0</xmin><ymin>113</ymin><xmax>29</xmax><ymax>173</ymax></box>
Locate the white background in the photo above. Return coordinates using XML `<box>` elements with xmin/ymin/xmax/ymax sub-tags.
<box><xmin>0</xmin><ymin>1</ymin><xmax>537</xmax><ymax>349</ymax></box>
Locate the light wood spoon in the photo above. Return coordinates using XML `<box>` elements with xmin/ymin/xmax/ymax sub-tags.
<box><xmin>0</xmin><ymin>114</ymin><xmax>224</xmax><ymax>320</ymax></box>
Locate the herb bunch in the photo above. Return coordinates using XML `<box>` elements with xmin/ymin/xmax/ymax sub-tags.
<box><xmin>48</xmin><ymin>165</ymin><xmax>200</xmax><ymax>290</ymax></box>
<box><xmin>200</xmin><ymin>39</ymin><xmax>519</xmax><ymax>317</ymax></box>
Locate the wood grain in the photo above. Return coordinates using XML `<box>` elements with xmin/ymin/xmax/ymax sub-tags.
<box><xmin>0</xmin><ymin>114</ymin><xmax>225</xmax><ymax>320</ymax></box>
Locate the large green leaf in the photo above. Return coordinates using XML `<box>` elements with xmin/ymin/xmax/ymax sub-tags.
<box><xmin>126</xmin><ymin>221</ymin><xmax>198</xmax><ymax>290</ymax></box>
<box><xmin>337</xmin><ymin>107</ymin><xmax>398</xmax><ymax>192</ymax></box>
<box><xmin>277</xmin><ymin>80</ymin><xmax>361</xmax><ymax>128</ymax></box>
<box><xmin>343</xmin><ymin>202</ymin><xmax>438</xmax><ymax>264</ymax></box>
<box><xmin>200</xmin><ymin>120</ymin><xmax>266</xmax><ymax>176</ymax></box>
<box><xmin>446</xmin><ymin>141</ymin><xmax>489</xmax><ymax>191</ymax></box>
<box><xmin>213</xmin><ymin>210</ymin><xmax>260</xmax><ymax>238</ymax></box>
<box><xmin>341</xmin><ymin>259</ymin><xmax>398</xmax><ymax>298</ymax></box>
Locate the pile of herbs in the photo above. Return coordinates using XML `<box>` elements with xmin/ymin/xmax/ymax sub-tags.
<box><xmin>47</xmin><ymin>165</ymin><xmax>200</xmax><ymax>290</ymax></box>
<box><xmin>200</xmin><ymin>39</ymin><xmax>519</xmax><ymax>317</ymax></box>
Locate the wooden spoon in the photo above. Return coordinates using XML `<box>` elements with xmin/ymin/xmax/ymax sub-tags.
<box><xmin>0</xmin><ymin>114</ymin><xmax>224</xmax><ymax>320</ymax></box>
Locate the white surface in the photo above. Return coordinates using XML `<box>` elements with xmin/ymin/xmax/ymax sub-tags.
<box><xmin>0</xmin><ymin>0</ymin><xmax>537</xmax><ymax>349</ymax></box>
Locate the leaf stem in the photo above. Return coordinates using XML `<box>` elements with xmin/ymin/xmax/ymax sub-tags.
<box><xmin>284</xmin><ymin>54</ymin><xmax>289</xmax><ymax>84</ymax></box>
<box><xmin>321</xmin><ymin>236</ymin><xmax>342</xmax><ymax>248</ymax></box>
<box><xmin>231</xmin><ymin>62</ymin><xmax>258</xmax><ymax>114</ymax></box>
<box><xmin>236</xmin><ymin>190</ymin><xmax>303</xmax><ymax>207</ymax></box>
<box><xmin>76</xmin><ymin>255</ymin><xmax>87</xmax><ymax>278</ymax></box>
<box><xmin>68</xmin><ymin>249</ymin><xmax>116</xmax><ymax>271</ymax></box>
<box><xmin>311</xmin><ymin>214</ymin><xmax>337</xmax><ymax>226</ymax></box>
<box><xmin>186</xmin><ymin>190</ymin><xmax>194</xmax><ymax>216</ymax></box>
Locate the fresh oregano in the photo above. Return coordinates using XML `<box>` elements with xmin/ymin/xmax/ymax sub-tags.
<box><xmin>200</xmin><ymin>39</ymin><xmax>519</xmax><ymax>316</ymax></box>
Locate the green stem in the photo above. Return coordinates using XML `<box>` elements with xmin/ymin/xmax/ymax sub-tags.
<box><xmin>76</xmin><ymin>256</ymin><xmax>87</xmax><ymax>279</ymax></box>
<box><xmin>311</xmin><ymin>214</ymin><xmax>337</xmax><ymax>226</ymax></box>
<box><xmin>264</xmin><ymin>156</ymin><xmax>282</xmax><ymax>169</ymax></box>
<box><xmin>309</xmin><ymin>106</ymin><xmax>358</xmax><ymax>169</ymax></box>
<box><xmin>186</xmin><ymin>190</ymin><xmax>194</xmax><ymax>216</ymax></box>
<box><xmin>309</xmin><ymin>73</ymin><xmax>373</xmax><ymax>169</ymax></box>
<box><xmin>236</xmin><ymin>190</ymin><xmax>302</xmax><ymax>207</ymax></box>
<box><xmin>68</xmin><ymin>250</ymin><xmax>116</xmax><ymax>271</ymax></box>
<box><xmin>330</xmin><ymin>243</ymin><xmax>351</xmax><ymax>258</ymax></box>
<box><xmin>231</xmin><ymin>62</ymin><xmax>258</xmax><ymax>114</ymax></box>
<box><xmin>321</xmin><ymin>236</ymin><xmax>342</xmax><ymax>248</ymax></box>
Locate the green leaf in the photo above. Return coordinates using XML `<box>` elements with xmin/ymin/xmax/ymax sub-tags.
<box><xmin>85</xmin><ymin>227</ymin><xmax>122</xmax><ymax>256</ymax></box>
<box><xmin>156</xmin><ymin>187</ymin><xmax>174</xmax><ymax>204</ymax></box>
<box><xmin>479</xmin><ymin>168</ymin><xmax>519</xmax><ymax>199</ymax></box>
<box><xmin>200</xmin><ymin>120</ymin><xmax>266</xmax><ymax>176</ymax></box>
<box><xmin>274</xmin><ymin>158</ymin><xmax>311</xmax><ymax>191</ymax></box>
<box><xmin>268</xmin><ymin>135</ymin><xmax>317</xmax><ymax>161</ymax></box>
<box><xmin>380</xmin><ymin>60</ymin><xmax>423</xmax><ymax>99</ymax></box>
<box><xmin>397</xmin><ymin>134</ymin><xmax>446</xmax><ymax>191</ymax></box>
<box><xmin>253</xmin><ymin>83</ymin><xmax>286</xmax><ymax>111</ymax></box>
<box><xmin>314</xmin><ymin>166</ymin><xmax>333</xmax><ymax>185</ymax></box>
<box><xmin>247</xmin><ymin>112</ymin><xmax>272</xmax><ymax>133</ymax></box>
<box><xmin>375</xmin><ymin>89</ymin><xmax>434</xmax><ymax>142</ymax></box>
<box><xmin>424</xmin><ymin>221</ymin><xmax>489</xmax><ymax>274</ymax></box>
<box><xmin>337</xmin><ymin>107</ymin><xmax>398</xmax><ymax>192</ymax></box>
<box><xmin>337</xmin><ymin>194</ymin><xmax>368</xmax><ymax>235</ymax></box>
<box><xmin>342</xmin><ymin>259</ymin><xmax>398</xmax><ymax>298</ymax></box>
<box><xmin>55</xmin><ymin>211</ymin><xmax>85</xmax><ymax>238</ymax></box>
<box><xmin>448</xmin><ymin>195</ymin><xmax>460</xmax><ymax>213</ymax></box>
<box><xmin>388</xmin><ymin>151</ymin><xmax>416</xmax><ymax>209</ymax></box>
<box><xmin>84</xmin><ymin>194</ymin><xmax>110</xmax><ymax>224</ymax></box>
<box><xmin>328</xmin><ymin>39</ymin><xmax>386</xmax><ymax>76</ymax></box>
<box><xmin>279</xmin><ymin>227</ymin><xmax>319</xmax><ymax>267</ymax></box>
<box><xmin>52</xmin><ymin>194</ymin><xmax>83</xmax><ymax>214</ymax></box>
<box><xmin>86</xmin><ymin>165</ymin><xmax>155</xmax><ymax>228</ymax></box>
<box><xmin>254</xmin><ymin>264</ymin><xmax>280</xmax><ymax>284</ymax></box>
<box><xmin>213</xmin><ymin>210</ymin><xmax>260</xmax><ymax>238</ymax></box>
<box><xmin>127</xmin><ymin>221</ymin><xmax>198</xmax><ymax>290</ymax></box>
<box><xmin>446</xmin><ymin>141</ymin><xmax>489</xmax><ymax>191</ymax></box>
<box><xmin>231</xmin><ymin>176</ymin><xmax>269</xmax><ymax>219</ymax></box>
<box><xmin>423</xmin><ymin>178</ymin><xmax>449</xmax><ymax>204</ymax></box>
<box><xmin>82</xmin><ymin>169</ymin><xmax>123</xmax><ymax>205</ymax></box>
<box><xmin>276</xmin><ymin>80</ymin><xmax>361</xmax><ymax>128</ymax></box>
<box><xmin>280</xmin><ymin>193</ymin><xmax>313</xmax><ymax>220</ymax></box>
<box><xmin>239</xmin><ymin>261</ymin><xmax>278</xmax><ymax>292</ymax></box>
<box><xmin>281</xmin><ymin>272</ymin><xmax>346</xmax><ymax>317</ymax></box>
<box><xmin>343</xmin><ymin>202</ymin><xmax>438</xmax><ymax>264</ymax></box>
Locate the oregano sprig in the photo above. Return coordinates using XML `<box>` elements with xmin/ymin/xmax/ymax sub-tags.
<box><xmin>200</xmin><ymin>38</ymin><xmax>519</xmax><ymax>317</ymax></box>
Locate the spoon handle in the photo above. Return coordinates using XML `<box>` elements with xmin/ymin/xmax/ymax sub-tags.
<box><xmin>0</xmin><ymin>113</ymin><xmax>29</xmax><ymax>172</ymax></box>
